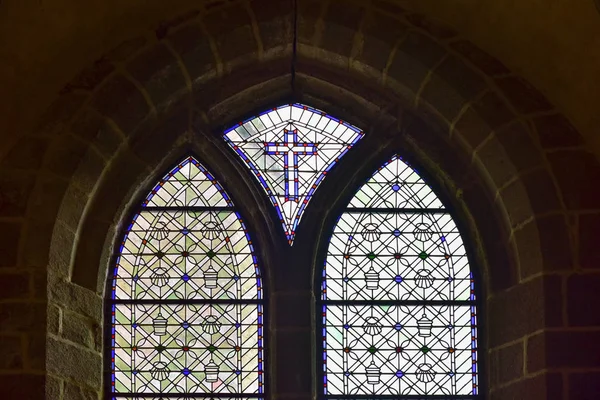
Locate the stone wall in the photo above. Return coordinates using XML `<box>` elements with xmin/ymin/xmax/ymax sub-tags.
<box><xmin>0</xmin><ymin>1</ymin><xmax>598</xmax><ymax>399</ymax></box>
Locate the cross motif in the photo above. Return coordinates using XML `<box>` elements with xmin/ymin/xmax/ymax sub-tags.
<box><xmin>264</xmin><ymin>128</ymin><xmax>318</xmax><ymax>201</ymax></box>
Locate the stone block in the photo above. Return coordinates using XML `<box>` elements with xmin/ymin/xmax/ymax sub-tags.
<box><xmin>490</xmin><ymin>372</ymin><xmax>562</xmax><ymax>400</ymax></box>
<box><xmin>204</xmin><ymin>6</ymin><xmax>257</xmax><ymax>65</ymax></box>
<box><xmin>512</xmin><ymin>220</ymin><xmax>543</xmax><ymax>279</ymax></box>
<box><xmin>62</xmin><ymin>310</ymin><xmax>97</xmax><ymax>350</ymax></box>
<box><xmin>567</xmin><ymin>273</ymin><xmax>600</xmax><ymax>326</ymax></box>
<box><xmin>357</xmin><ymin>13</ymin><xmax>407</xmax><ymax>71</ymax></box>
<box><xmin>319</xmin><ymin>1</ymin><xmax>362</xmax><ymax>56</ymax></box>
<box><xmin>536</xmin><ymin>215</ymin><xmax>573</xmax><ymax>271</ymax></box>
<box><xmin>495</xmin><ymin>122</ymin><xmax>544</xmax><ymax>172</ymax></box>
<box><xmin>46</xmin><ymin>375</ymin><xmax>64</xmax><ymax>399</ymax></box>
<box><xmin>528</xmin><ymin>330</ymin><xmax>600</xmax><ymax>370</ymax></box>
<box><xmin>0</xmin><ymin>302</ymin><xmax>45</xmax><ymax>333</ymax></box>
<box><xmin>452</xmin><ymin>106</ymin><xmax>494</xmax><ymax>151</ymax></box>
<box><xmin>568</xmin><ymin>372</ymin><xmax>600</xmax><ymax>400</ymax></box>
<box><xmin>47</xmin><ymin>336</ymin><xmax>102</xmax><ymax>389</ymax></box>
<box><xmin>26</xmin><ymin>333</ymin><xmax>45</xmax><ymax>370</ymax></box>
<box><xmin>61</xmin><ymin>58</ymin><xmax>115</xmax><ymax>93</ymax></box>
<box><xmin>0</xmin><ymin>221</ymin><xmax>22</xmax><ymax>267</ymax></box>
<box><xmin>498</xmin><ymin>178</ymin><xmax>534</xmax><ymax>228</ymax></box>
<box><xmin>297</xmin><ymin>0</ymin><xmax>324</xmax><ymax>44</ymax></box>
<box><xmin>155</xmin><ymin>9</ymin><xmax>200</xmax><ymax>39</ymax></box>
<box><xmin>421</xmin><ymin>55</ymin><xmax>486</xmax><ymax>122</ymax></box>
<box><xmin>64</xmin><ymin>381</ymin><xmax>101</xmax><ymax>400</ymax></box>
<box><xmin>0</xmin><ymin>374</ymin><xmax>45</xmax><ymax>398</ymax></box>
<box><xmin>0</xmin><ymin>271</ymin><xmax>30</xmax><ymax>299</ymax></box>
<box><xmin>495</xmin><ymin>76</ymin><xmax>553</xmax><ymax>115</ymax></box>
<box><xmin>471</xmin><ymin>91</ymin><xmax>516</xmax><ymax>130</ymax></box>
<box><xmin>58</xmin><ymin>183</ymin><xmax>89</xmax><ymax>232</ymax></box>
<box><xmin>27</xmin><ymin>174</ymin><xmax>69</xmax><ymax>222</ymax></box>
<box><xmin>461</xmin><ymin>182</ymin><xmax>516</xmax><ymax>291</ymax></box>
<box><xmin>167</xmin><ymin>24</ymin><xmax>217</xmax><ymax>84</ymax></box>
<box><xmin>534</xmin><ymin>113</ymin><xmax>583</xmax><ymax>149</ymax></box>
<box><xmin>0</xmin><ymin>335</ymin><xmax>23</xmax><ymax>368</ymax></box>
<box><xmin>105</xmin><ymin>36</ymin><xmax>147</xmax><ymax>63</ymax></box>
<box><xmin>48</xmin><ymin>303</ymin><xmax>62</xmax><ymax>335</ymax></box>
<box><xmin>44</xmin><ymin>134</ymin><xmax>88</xmax><ymax>178</ymax></box>
<box><xmin>48</xmin><ymin>221</ymin><xmax>76</xmax><ymax>278</ymax></box>
<box><xmin>520</xmin><ymin>168</ymin><xmax>562</xmax><ymax>215</ymax></box>
<box><xmin>70</xmin><ymin>149</ymin><xmax>106</xmax><ymax>195</ymax></box>
<box><xmin>0</xmin><ymin>169</ymin><xmax>36</xmax><ymax>217</ymax></box>
<box><xmin>1</xmin><ymin>135</ymin><xmax>49</xmax><ymax>170</ymax></box>
<box><xmin>92</xmin><ymin>74</ymin><xmax>150</xmax><ymax>135</ymax></box>
<box><xmin>450</xmin><ymin>40</ymin><xmax>510</xmax><ymax>76</ymax></box>
<box><xmin>494</xmin><ymin>341</ymin><xmax>524</xmax><ymax>385</ymax></box>
<box><xmin>49</xmin><ymin>280</ymin><xmax>102</xmax><ymax>321</ymax></box>
<box><xmin>405</xmin><ymin>13</ymin><xmax>457</xmax><ymax>39</ymax></box>
<box><xmin>21</xmin><ymin>220</ymin><xmax>54</xmax><ymax>269</ymax></box>
<box><xmin>474</xmin><ymin>134</ymin><xmax>518</xmax><ymax>190</ymax></box>
<box><xmin>93</xmin><ymin>120</ymin><xmax>123</xmax><ymax>159</ymax></box>
<box><xmin>86</xmin><ymin>156</ymin><xmax>145</xmax><ymax>223</ymax></box>
<box><xmin>548</xmin><ymin>150</ymin><xmax>600</xmax><ymax>210</ymax></box>
<box><xmin>387</xmin><ymin>32</ymin><xmax>446</xmax><ymax>92</ymax></box>
<box><xmin>489</xmin><ymin>275</ymin><xmax>562</xmax><ymax>347</ymax></box>
<box><xmin>580</xmin><ymin>213</ymin><xmax>600</xmax><ymax>269</ymax></box>
<box><xmin>130</xmin><ymin>108</ymin><xmax>187</xmax><ymax>165</ymax></box>
<box><xmin>127</xmin><ymin>44</ymin><xmax>187</xmax><ymax>108</ymax></box>
<box><xmin>252</xmin><ymin>0</ymin><xmax>292</xmax><ymax>53</ymax></box>
<box><xmin>34</xmin><ymin>91</ymin><xmax>88</xmax><ymax>137</ymax></box>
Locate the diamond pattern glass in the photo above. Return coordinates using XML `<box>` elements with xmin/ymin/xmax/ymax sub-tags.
<box><xmin>108</xmin><ymin>156</ymin><xmax>265</xmax><ymax>399</ymax></box>
<box><xmin>223</xmin><ymin>103</ymin><xmax>364</xmax><ymax>244</ymax></box>
<box><xmin>321</xmin><ymin>155</ymin><xmax>478</xmax><ymax>398</ymax></box>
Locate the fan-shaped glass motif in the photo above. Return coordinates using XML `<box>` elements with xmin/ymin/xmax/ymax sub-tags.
<box><xmin>223</xmin><ymin>103</ymin><xmax>364</xmax><ymax>244</ymax></box>
<box><xmin>108</xmin><ymin>156</ymin><xmax>265</xmax><ymax>398</ymax></box>
<box><xmin>321</xmin><ymin>155</ymin><xmax>478</xmax><ymax>397</ymax></box>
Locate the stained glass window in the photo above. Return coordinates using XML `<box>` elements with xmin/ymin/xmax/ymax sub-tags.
<box><xmin>321</xmin><ymin>155</ymin><xmax>478</xmax><ymax>398</ymax></box>
<box><xmin>223</xmin><ymin>103</ymin><xmax>364</xmax><ymax>244</ymax></box>
<box><xmin>108</xmin><ymin>156</ymin><xmax>265</xmax><ymax>399</ymax></box>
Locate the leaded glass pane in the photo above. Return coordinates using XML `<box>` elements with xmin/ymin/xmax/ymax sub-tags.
<box><xmin>321</xmin><ymin>156</ymin><xmax>478</xmax><ymax>398</ymax></box>
<box><xmin>223</xmin><ymin>103</ymin><xmax>364</xmax><ymax>244</ymax></box>
<box><xmin>109</xmin><ymin>157</ymin><xmax>265</xmax><ymax>399</ymax></box>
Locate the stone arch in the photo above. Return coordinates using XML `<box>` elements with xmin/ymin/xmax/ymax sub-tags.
<box><xmin>0</xmin><ymin>0</ymin><xmax>596</xmax><ymax>398</ymax></box>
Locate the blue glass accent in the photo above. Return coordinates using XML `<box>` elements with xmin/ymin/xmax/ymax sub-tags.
<box><xmin>394</xmin><ymin>275</ymin><xmax>403</xmax><ymax>283</ymax></box>
<box><xmin>394</xmin><ymin>323</ymin><xmax>402</xmax><ymax>331</ymax></box>
<box><xmin>182</xmin><ymin>368</ymin><xmax>190</xmax><ymax>376</ymax></box>
<box><xmin>182</xmin><ymin>274</ymin><xmax>190</xmax><ymax>282</ymax></box>
<box><xmin>396</xmin><ymin>370</ymin><xmax>404</xmax><ymax>378</ymax></box>
<box><xmin>393</xmin><ymin>229</ymin><xmax>401</xmax><ymax>237</ymax></box>
<box><xmin>392</xmin><ymin>183</ymin><xmax>400</xmax><ymax>192</ymax></box>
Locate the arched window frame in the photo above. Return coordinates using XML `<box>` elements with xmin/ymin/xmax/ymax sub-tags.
<box><xmin>104</xmin><ymin>155</ymin><xmax>268</xmax><ymax>400</ymax></box>
<box><xmin>315</xmin><ymin>152</ymin><xmax>484</xmax><ymax>399</ymax></box>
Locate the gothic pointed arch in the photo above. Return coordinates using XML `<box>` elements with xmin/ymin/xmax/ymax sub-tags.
<box><xmin>223</xmin><ymin>103</ymin><xmax>364</xmax><ymax>244</ymax></box>
<box><xmin>320</xmin><ymin>155</ymin><xmax>479</xmax><ymax>397</ymax></box>
<box><xmin>107</xmin><ymin>156</ymin><xmax>265</xmax><ymax>398</ymax></box>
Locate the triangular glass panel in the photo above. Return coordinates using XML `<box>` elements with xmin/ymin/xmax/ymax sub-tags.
<box><xmin>224</xmin><ymin>103</ymin><xmax>364</xmax><ymax>244</ymax></box>
<box><xmin>348</xmin><ymin>155</ymin><xmax>445</xmax><ymax>210</ymax></box>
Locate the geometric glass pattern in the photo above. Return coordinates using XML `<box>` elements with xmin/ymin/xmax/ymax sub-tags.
<box><xmin>223</xmin><ymin>103</ymin><xmax>364</xmax><ymax>244</ymax></box>
<box><xmin>108</xmin><ymin>156</ymin><xmax>264</xmax><ymax>399</ymax></box>
<box><xmin>321</xmin><ymin>155</ymin><xmax>478</xmax><ymax>398</ymax></box>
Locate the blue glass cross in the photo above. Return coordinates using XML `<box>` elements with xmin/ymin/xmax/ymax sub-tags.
<box><xmin>264</xmin><ymin>128</ymin><xmax>318</xmax><ymax>201</ymax></box>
